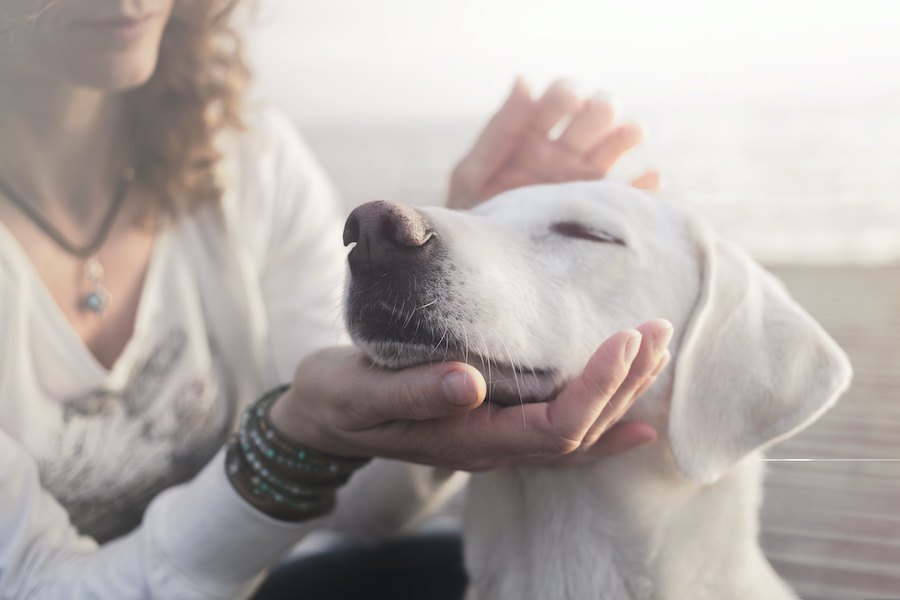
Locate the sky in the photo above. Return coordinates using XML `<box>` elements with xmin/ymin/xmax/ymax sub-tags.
<box><xmin>245</xmin><ymin>0</ymin><xmax>900</xmax><ymax>121</ymax></box>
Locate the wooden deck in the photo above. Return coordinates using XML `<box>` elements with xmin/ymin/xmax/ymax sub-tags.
<box><xmin>760</xmin><ymin>265</ymin><xmax>900</xmax><ymax>600</ymax></box>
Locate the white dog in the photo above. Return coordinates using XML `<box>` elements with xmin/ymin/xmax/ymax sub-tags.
<box><xmin>342</xmin><ymin>181</ymin><xmax>852</xmax><ymax>600</ymax></box>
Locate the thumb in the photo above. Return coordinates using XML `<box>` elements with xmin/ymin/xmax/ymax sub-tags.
<box><xmin>357</xmin><ymin>362</ymin><xmax>487</xmax><ymax>424</ymax></box>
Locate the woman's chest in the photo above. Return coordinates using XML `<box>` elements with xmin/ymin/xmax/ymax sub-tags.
<box><xmin>0</xmin><ymin>200</ymin><xmax>158</xmax><ymax>371</ymax></box>
<box><xmin>0</xmin><ymin>220</ymin><xmax>266</xmax><ymax>541</ymax></box>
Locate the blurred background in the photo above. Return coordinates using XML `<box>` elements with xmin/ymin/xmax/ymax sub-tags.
<box><xmin>245</xmin><ymin>0</ymin><xmax>900</xmax><ymax>264</ymax></box>
<box><xmin>244</xmin><ymin>2</ymin><xmax>899</xmax><ymax>599</ymax></box>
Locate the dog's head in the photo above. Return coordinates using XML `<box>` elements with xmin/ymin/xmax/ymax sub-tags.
<box><xmin>343</xmin><ymin>181</ymin><xmax>852</xmax><ymax>484</ymax></box>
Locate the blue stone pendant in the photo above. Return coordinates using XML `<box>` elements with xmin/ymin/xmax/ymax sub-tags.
<box><xmin>81</xmin><ymin>256</ymin><xmax>109</xmax><ymax>314</ymax></box>
<box><xmin>83</xmin><ymin>290</ymin><xmax>109</xmax><ymax>313</ymax></box>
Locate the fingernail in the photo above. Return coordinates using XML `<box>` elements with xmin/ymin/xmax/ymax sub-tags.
<box><xmin>551</xmin><ymin>78</ymin><xmax>579</xmax><ymax>95</ymax></box>
<box><xmin>651</xmin><ymin>349</ymin><xmax>671</xmax><ymax>376</ymax></box>
<box><xmin>589</xmin><ymin>91</ymin><xmax>620</xmax><ymax>116</ymax></box>
<box><xmin>442</xmin><ymin>371</ymin><xmax>475</xmax><ymax>406</ymax></box>
<box><xmin>653</xmin><ymin>322</ymin><xmax>674</xmax><ymax>352</ymax></box>
<box><xmin>623</xmin><ymin>332</ymin><xmax>641</xmax><ymax>364</ymax></box>
<box><xmin>511</xmin><ymin>76</ymin><xmax>529</xmax><ymax>94</ymax></box>
<box><xmin>505</xmin><ymin>77</ymin><xmax>533</xmax><ymax>106</ymax></box>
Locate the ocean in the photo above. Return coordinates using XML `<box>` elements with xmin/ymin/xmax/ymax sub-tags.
<box><xmin>296</xmin><ymin>105</ymin><xmax>900</xmax><ymax>266</ymax></box>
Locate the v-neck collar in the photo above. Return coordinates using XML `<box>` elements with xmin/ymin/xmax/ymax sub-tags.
<box><xmin>0</xmin><ymin>218</ymin><xmax>172</xmax><ymax>384</ymax></box>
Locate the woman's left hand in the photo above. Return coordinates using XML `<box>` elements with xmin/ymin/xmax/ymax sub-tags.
<box><xmin>447</xmin><ymin>78</ymin><xmax>661</xmax><ymax>210</ymax></box>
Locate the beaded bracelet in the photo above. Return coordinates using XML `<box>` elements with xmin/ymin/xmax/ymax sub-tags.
<box><xmin>225</xmin><ymin>385</ymin><xmax>371</xmax><ymax>522</ymax></box>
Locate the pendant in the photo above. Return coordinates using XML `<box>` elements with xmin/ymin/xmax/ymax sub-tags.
<box><xmin>81</xmin><ymin>256</ymin><xmax>109</xmax><ymax>314</ymax></box>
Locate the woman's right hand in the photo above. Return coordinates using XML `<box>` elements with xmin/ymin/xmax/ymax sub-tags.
<box><xmin>447</xmin><ymin>78</ymin><xmax>662</xmax><ymax>210</ymax></box>
<box><xmin>268</xmin><ymin>320</ymin><xmax>671</xmax><ymax>472</ymax></box>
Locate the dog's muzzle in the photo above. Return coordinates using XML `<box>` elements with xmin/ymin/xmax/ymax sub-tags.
<box><xmin>343</xmin><ymin>201</ymin><xmax>562</xmax><ymax>403</ymax></box>
<box><xmin>343</xmin><ymin>200</ymin><xmax>449</xmax><ymax>350</ymax></box>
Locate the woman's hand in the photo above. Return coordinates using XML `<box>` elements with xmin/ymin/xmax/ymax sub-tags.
<box><xmin>447</xmin><ymin>78</ymin><xmax>661</xmax><ymax>210</ymax></box>
<box><xmin>269</xmin><ymin>320</ymin><xmax>672</xmax><ymax>471</ymax></box>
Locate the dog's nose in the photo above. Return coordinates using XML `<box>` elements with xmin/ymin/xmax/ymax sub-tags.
<box><xmin>343</xmin><ymin>200</ymin><xmax>436</xmax><ymax>274</ymax></box>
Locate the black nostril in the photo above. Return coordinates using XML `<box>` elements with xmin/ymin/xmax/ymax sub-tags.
<box><xmin>343</xmin><ymin>213</ymin><xmax>360</xmax><ymax>246</ymax></box>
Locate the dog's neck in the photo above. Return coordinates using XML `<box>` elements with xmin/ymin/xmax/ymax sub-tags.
<box><xmin>463</xmin><ymin>436</ymin><xmax>794</xmax><ymax>600</ymax></box>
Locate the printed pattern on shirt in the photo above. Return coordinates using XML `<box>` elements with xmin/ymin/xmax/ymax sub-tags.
<box><xmin>37</xmin><ymin>328</ymin><xmax>237</xmax><ymax>543</ymax></box>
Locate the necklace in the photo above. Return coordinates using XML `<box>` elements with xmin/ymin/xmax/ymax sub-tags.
<box><xmin>0</xmin><ymin>166</ymin><xmax>135</xmax><ymax>314</ymax></box>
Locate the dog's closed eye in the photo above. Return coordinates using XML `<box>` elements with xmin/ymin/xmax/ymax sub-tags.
<box><xmin>550</xmin><ymin>222</ymin><xmax>626</xmax><ymax>246</ymax></box>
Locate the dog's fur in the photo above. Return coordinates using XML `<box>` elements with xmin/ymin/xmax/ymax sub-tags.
<box><xmin>344</xmin><ymin>181</ymin><xmax>852</xmax><ymax>600</ymax></box>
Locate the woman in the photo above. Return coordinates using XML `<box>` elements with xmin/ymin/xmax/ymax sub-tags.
<box><xmin>0</xmin><ymin>0</ymin><xmax>672</xmax><ymax>597</ymax></box>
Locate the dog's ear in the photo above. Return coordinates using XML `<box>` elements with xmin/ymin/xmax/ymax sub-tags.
<box><xmin>668</xmin><ymin>222</ymin><xmax>852</xmax><ymax>484</ymax></box>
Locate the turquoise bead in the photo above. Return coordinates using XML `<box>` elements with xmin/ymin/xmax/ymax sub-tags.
<box><xmin>84</xmin><ymin>292</ymin><xmax>107</xmax><ymax>312</ymax></box>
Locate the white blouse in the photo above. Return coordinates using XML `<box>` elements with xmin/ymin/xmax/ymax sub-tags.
<box><xmin>0</xmin><ymin>109</ymin><xmax>464</xmax><ymax>599</ymax></box>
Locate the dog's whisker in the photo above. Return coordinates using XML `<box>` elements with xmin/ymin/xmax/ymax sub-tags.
<box><xmin>442</xmin><ymin>324</ymin><xmax>452</xmax><ymax>358</ymax></box>
<box><xmin>403</xmin><ymin>279</ymin><xmax>420</xmax><ymax>330</ymax></box>
<box><xmin>324</xmin><ymin>297</ymin><xmax>344</xmax><ymax>327</ymax></box>
<box><xmin>476</xmin><ymin>331</ymin><xmax>493</xmax><ymax>408</ymax></box>
<box><xmin>431</xmin><ymin>325</ymin><xmax>449</xmax><ymax>357</ymax></box>
<box><xmin>462</xmin><ymin>323</ymin><xmax>470</xmax><ymax>365</ymax></box>
<box><xmin>415</xmin><ymin>298</ymin><xmax>439</xmax><ymax>311</ymax></box>
<box><xmin>498</xmin><ymin>339</ymin><xmax>527</xmax><ymax>428</ymax></box>
<box><xmin>401</xmin><ymin>300</ymin><xmax>418</xmax><ymax>330</ymax></box>
<box><xmin>397</xmin><ymin>298</ymin><xmax>407</xmax><ymax>325</ymax></box>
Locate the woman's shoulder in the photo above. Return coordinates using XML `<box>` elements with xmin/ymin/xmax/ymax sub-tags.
<box><xmin>212</xmin><ymin>105</ymin><xmax>344</xmax><ymax>271</ymax></box>
<box><xmin>219</xmin><ymin>106</ymin><xmax>332</xmax><ymax>200</ymax></box>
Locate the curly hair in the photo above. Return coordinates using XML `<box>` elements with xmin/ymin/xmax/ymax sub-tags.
<box><xmin>128</xmin><ymin>0</ymin><xmax>250</xmax><ymax>221</ymax></box>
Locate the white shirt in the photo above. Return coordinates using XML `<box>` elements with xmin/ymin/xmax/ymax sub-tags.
<box><xmin>0</xmin><ymin>109</ymin><xmax>464</xmax><ymax>599</ymax></box>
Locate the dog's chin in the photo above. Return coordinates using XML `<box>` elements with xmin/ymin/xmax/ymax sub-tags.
<box><xmin>355</xmin><ymin>337</ymin><xmax>563</xmax><ymax>407</ymax></box>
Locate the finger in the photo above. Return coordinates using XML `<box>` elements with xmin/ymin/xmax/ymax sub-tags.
<box><xmin>591</xmin><ymin>421</ymin><xmax>658</xmax><ymax>457</ymax></box>
<box><xmin>631</xmin><ymin>170</ymin><xmax>662</xmax><ymax>191</ymax></box>
<box><xmin>354</xmin><ymin>362</ymin><xmax>487</xmax><ymax>425</ymax></box>
<box><xmin>391</xmin><ymin>329</ymin><xmax>644</xmax><ymax>464</ymax></box>
<box><xmin>355</xmin><ymin>329</ymin><xmax>655</xmax><ymax>468</ymax></box>
<box><xmin>585</xmin><ymin>123</ymin><xmax>646</xmax><ymax>176</ymax></box>
<box><xmin>477</xmin><ymin>166</ymin><xmax>537</xmax><ymax>200</ymax></box>
<box><xmin>632</xmin><ymin>349</ymin><xmax>670</xmax><ymax>399</ymax></box>
<box><xmin>449</xmin><ymin>78</ymin><xmax>535</xmax><ymax>207</ymax></box>
<box><xmin>532</xmin><ymin>79</ymin><xmax>584</xmax><ymax>136</ymax></box>
<box><xmin>557</xmin><ymin>95</ymin><xmax>618</xmax><ymax>154</ymax></box>
<box><xmin>580</xmin><ymin>320</ymin><xmax>673</xmax><ymax>446</ymax></box>
<box><xmin>609</xmin><ymin>319</ymin><xmax>672</xmax><ymax>410</ymax></box>
<box><xmin>477</xmin><ymin>128</ymin><xmax>601</xmax><ymax>200</ymax></box>
<box><xmin>536</xmin><ymin>329</ymin><xmax>642</xmax><ymax>451</ymax></box>
<box><xmin>553</xmin><ymin>421</ymin><xmax>657</xmax><ymax>466</ymax></box>
<box><xmin>478</xmin><ymin>160</ymin><xmax>599</xmax><ymax>201</ymax></box>
<box><xmin>517</xmin><ymin>129</ymin><xmax>602</xmax><ymax>181</ymax></box>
